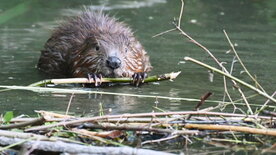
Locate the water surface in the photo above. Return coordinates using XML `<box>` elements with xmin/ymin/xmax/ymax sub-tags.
<box><xmin>0</xmin><ymin>0</ymin><xmax>275</xmax><ymax>114</ymax></box>
<box><xmin>0</xmin><ymin>0</ymin><xmax>275</xmax><ymax>153</ymax></box>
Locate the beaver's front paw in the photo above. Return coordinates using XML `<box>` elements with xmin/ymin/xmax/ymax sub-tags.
<box><xmin>87</xmin><ymin>73</ymin><xmax>103</xmax><ymax>87</ymax></box>
<box><xmin>132</xmin><ymin>72</ymin><xmax>147</xmax><ymax>87</ymax></box>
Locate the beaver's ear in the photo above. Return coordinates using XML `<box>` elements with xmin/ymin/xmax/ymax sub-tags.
<box><xmin>73</xmin><ymin>35</ymin><xmax>99</xmax><ymax>54</ymax></box>
<box><xmin>86</xmin><ymin>35</ymin><xmax>98</xmax><ymax>45</ymax></box>
<box><xmin>85</xmin><ymin>35</ymin><xmax>101</xmax><ymax>50</ymax></box>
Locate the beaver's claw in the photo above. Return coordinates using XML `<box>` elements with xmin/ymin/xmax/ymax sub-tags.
<box><xmin>87</xmin><ymin>73</ymin><xmax>102</xmax><ymax>87</ymax></box>
<box><xmin>132</xmin><ymin>72</ymin><xmax>147</xmax><ymax>87</ymax></box>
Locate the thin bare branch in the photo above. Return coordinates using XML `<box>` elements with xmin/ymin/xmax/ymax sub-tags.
<box><xmin>142</xmin><ymin>135</ymin><xmax>179</xmax><ymax>145</ymax></box>
<box><xmin>66</xmin><ymin>93</ymin><xmax>74</xmax><ymax>115</ymax></box>
<box><xmin>152</xmin><ymin>28</ymin><xmax>176</xmax><ymax>38</ymax></box>
<box><xmin>223</xmin><ymin>30</ymin><xmax>266</xmax><ymax>93</ymax></box>
<box><xmin>257</xmin><ymin>91</ymin><xmax>276</xmax><ymax>115</ymax></box>
<box><xmin>178</xmin><ymin>0</ymin><xmax>184</xmax><ymax>27</ymax></box>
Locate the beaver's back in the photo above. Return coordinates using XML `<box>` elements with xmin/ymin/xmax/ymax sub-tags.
<box><xmin>38</xmin><ymin>11</ymin><xmax>152</xmax><ymax>78</ymax></box>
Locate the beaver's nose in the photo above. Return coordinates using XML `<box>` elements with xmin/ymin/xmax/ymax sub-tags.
<box><xmin>106</xmin><ymin>56</ymin><xmax>121</xmax><ymax>69</ymax></box>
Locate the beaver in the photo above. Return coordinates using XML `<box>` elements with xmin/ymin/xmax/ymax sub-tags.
<box><xmin>37</xmin><ymin>10</ymin><xmax>152</xmax><ymax>86</ymax></box>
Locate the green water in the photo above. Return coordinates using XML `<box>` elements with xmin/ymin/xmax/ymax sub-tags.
<box><xmin>0</xmin><ymin>0</ymin><xmax>275</xmax><ymax>153</ymax></box>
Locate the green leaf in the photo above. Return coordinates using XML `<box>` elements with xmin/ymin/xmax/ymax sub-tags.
<box><xmin>3</xmin><ymin>111</ymin><xmax>14</xmax><ymax>123</ymax></box>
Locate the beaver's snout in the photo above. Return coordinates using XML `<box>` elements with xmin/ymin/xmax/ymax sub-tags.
<box><xmin>106</xmin><ymin>56</ymin><xmax>121</xmax><ymax>70</ymax></box>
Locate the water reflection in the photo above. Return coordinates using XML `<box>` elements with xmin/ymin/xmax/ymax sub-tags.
<box><xmin>62</xmin><ymin>0</ymin><xmax>166</xmax><ymax>15</ymax></box>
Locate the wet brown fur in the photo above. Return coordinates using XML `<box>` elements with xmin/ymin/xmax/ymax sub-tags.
<box><xmin>37</xmin><ymin>10</ymin><xmax>152</xmax><ymax>78</ymax></box>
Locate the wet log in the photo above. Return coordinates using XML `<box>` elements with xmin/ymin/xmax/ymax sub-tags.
<box><xmin>0</xmin><ymin>136</ymin><xmax>174</xmax><ymax>155</ymax></box>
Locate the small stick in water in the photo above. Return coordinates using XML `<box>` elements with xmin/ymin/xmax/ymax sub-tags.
<box><xmin>195</xmin><ymin>92</ymin><xmax>213</xmax><ymax>110</ymax></box>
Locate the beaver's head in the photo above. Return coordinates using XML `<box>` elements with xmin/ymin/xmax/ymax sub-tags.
<box><xmin>70</xmin><ymin>32</ymin><xmax>148</xmax><ymax>78</ymax></box>
<box><xmin>47</xmin><ymin>11</ymin><xmax>152</xmax><ymax>78</ymax></box>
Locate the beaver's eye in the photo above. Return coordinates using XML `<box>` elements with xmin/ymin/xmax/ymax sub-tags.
<box><xmin>95</xmin><ymin>45</ymin><xmax>100</xmax><ymax>51</ymax></box>
<box><xmin>125</xmin><ymin>48</ymin><xmax>128</xmax><ymax>53</ymax></box>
